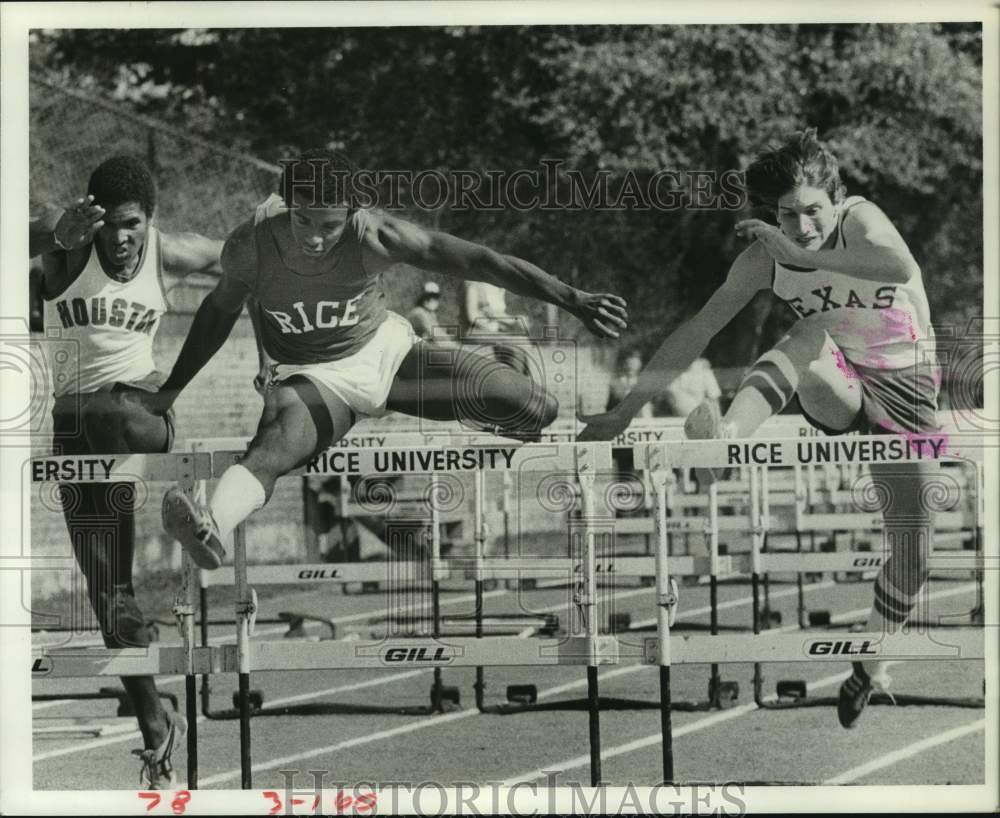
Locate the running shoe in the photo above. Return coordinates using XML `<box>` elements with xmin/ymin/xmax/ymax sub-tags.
<box><xmin>162</xmin><ymin>487</ymin><xmax>225</xmax><ymax>570</ymax></box>
<box><xmin>133</xmin><ymin>710</ymin><xmax>187</xmax><ymax>790</ymax></box>
<box><xmin>837</xmin><ymin>662</ymin><xmax>895</xmax><ymax>728</ymax></box>
<box><xmin>683</xmin><ymin>400</ymin><xmax>735</xmax><ymax>490</ymax></box>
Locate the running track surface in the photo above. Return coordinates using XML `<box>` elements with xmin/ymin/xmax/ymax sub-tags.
<box><xmin>32</xmin><ymin>573</ymin><xmax>986</xmax><ymax>790</ymax></box>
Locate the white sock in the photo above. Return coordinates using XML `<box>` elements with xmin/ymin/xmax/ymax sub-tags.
<box><xmin>210</xmin><ymin>464</ymin><xmax>266</xmax><ymax>542</ymax></box>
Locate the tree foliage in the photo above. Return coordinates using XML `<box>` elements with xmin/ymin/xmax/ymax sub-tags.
<box><xmin>33</xmin><ymin>23</ymin><xmax>983</xmax><ymax>374</ymax></box>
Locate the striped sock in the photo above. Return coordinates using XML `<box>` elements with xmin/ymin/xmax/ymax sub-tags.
<box><xmin>860</xmin><ymin>570</ymin><xmax>923</xmax><ymax>677</ymax></box>
<box><xmin>727</xmin><ymin>355</ymin><xmax>798</xmax><ymax>437</ymax></box>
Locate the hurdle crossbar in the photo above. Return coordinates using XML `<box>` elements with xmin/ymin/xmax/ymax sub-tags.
<box><xmin>639</xmin><ymin>630</ymin><xmax>985</xmax><ymax>665</ymax></box>
<box><xmin>29</xmin><ymin>452</ymin><xmax>212</xmax><ymax>483</ymax></box>
<box><xmin>212</xmin><ymin>442</ymin><xmax>611</xmax><ymax>478</ymax></box>
<box><xmin>31</xmin><ymin>645</ymin><xmax>221</xmax><ymax>678</ymax></box>
<box><xmin>198</xmin><ymin>561</ymin><xmax>427</xmax><ymax>587</ymax></box>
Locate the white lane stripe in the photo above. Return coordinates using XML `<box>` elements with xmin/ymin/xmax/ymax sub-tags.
<box><xmin>629</xmin><ymin>579</ymin><xmax>837</xmax><ymax>629</ymax></box>
<box><xmin>501</xmin><ymin>667</ymin><xmax>856</xmax><ymax>785</ymax></box>
<box><xmin>32</xmin><ymin>588</ymin><xmax>512</xmax><ymax>709</ymax></box>
<box><xmin>35</xmin><ymin>582</ymin><xmax>978</xmax><ymax>772</ymax></box>
<box><xmin>823</xmin><ymin>720</ymin><xmax>986</xmax><ymax>784</ymax></box>
<box><xmin>196</xmin><ymin>581</ymin><xmax>905</xmax><ymax>787</ymax></box>
<box><xmin>263</xmin><ymin>670</ymin><xmax>427</xmax><ymax>710</ymax></box>
<box><xmin>32</xmin><ymin>670</ymin><xmax>426</xmax><ymax>762</ymax></box>
<box><xmin>502</xmin><ymin>582</ymin><xmax>979</xmax><ymax>784</ymax></box>
<box><xmin>197</xmin><ymin>709</ymin><xmax>476</xmax><ymax>787</ymax></box>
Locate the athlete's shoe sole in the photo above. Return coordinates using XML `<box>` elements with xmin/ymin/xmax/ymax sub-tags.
<box><xmin>162</xmin><ymin>487</ymin><xmax>225</xmax><ymax>570</ymax></box>
<box><xmin>134</xmin><ymin>710</ymin><xmax>187</xmax><ymax>789</ymax></box>
<box><xmin>684</xmin><ymin>400</ymin><xmax>725</xmax><ymax>490</ymax></box>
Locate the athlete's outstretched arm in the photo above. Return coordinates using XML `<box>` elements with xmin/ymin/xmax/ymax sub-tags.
<box><xmin>161</xmin><ymin>232</ymin><xmax>225</xmax><ymax>278</ymax></box>
<box><xmin>145</xmin><ymin>221</ymin><xmax>254</xmax><ymax>414</ymax></box>
<box><xmin>362</xmin><ymin>213</ymin><xmax>628</xmax><ymax>339</ymax></box>
<box><xmin>29</xmin><ymin>197</ymin><xmax>105</xmax><ymax>258</ymax></box>
<box><xmin>577</xmin><ymin>244</ymin><xmax>770</xmax><ymax>441</ymax></box>
<box><xmin>736</xmin><ymin>202</ymin><xmax>918</xmax><ymax>283</ymax></box>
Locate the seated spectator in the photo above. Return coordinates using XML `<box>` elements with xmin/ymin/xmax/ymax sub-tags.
<box><xmin>407</xmin><ymin>281</ymin><xmax>442</xmax><ymax>340</ymax></box>
<box><xmin>664</xmin><ymin>357</ymin><xmax>722</xmax><ymax>417</ymax></box>
<box><xmin>460</xmin><ymin>279</ymin><xmax>531</xmax><ymax>375</ymax></box>
<box><xmin>607</xmin><ymin>349</ymin><xmax>653</xmax><ymax>418</ymax></box>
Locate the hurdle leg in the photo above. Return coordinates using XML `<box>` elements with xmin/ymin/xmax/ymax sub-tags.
<box><xmin>706</xmin><ymin>482</ymin><xmax>722</xmax><ymax>707</ymax></box>
<box><xmin>185</xmin><ymin>675</ymin><xmax>198</xmax><ymax>787</ymax></box>
<box><xmin>472</xmin><ymin>588</ymin><xmax>485</xmax><ymax>712</ymax></box>
<box><xmin>708</xmin><ymin>576</ymin><xmax>721</xmax><ymax>706</ymax></box>
<box><xmin>430</xmin><ymin>579</ymin><xmax>444</xmax><ymax>711</ymax></box>
<box><xmin>233</xmin><ymin>522</ymin><xmax>255</xmax><ymax>789</ymax></box>
<box><xmin>175</xmin><ymin>537</ymin><xmax>200</xmax><ymax>788</ymax></box>
<box><xmin>750</xmin><ymin>466</ymin><xmax>767</xmax><ymax>707</ymax></box>
<box><xmin>473</xmin><ymin>468</ymin><xmax>487</xmax><ymax>712</ymax></box>
<box><xmin>576</xmin><ymin>448</ymin><xmax>602</xmax><ymax>787</ymax></box>
<box><xmin>646</xmin><ymin>444</ymin><xmax>675</xmax><ymax>783</ymax></box>
<box><xmin>429</xmin><ymin>472</ymin><xmax>446</xmax><ymax>712</ymax></box>
<box><xmin>586</xmin><ymin>666</ymin><xmax>602</xmax><ymax>786</ymax></box>
<box><xmin>199</xmin><ymin>586</ymin><xmax>213</xmax><ymax>717</ymax></box>
<box><xmin>794</xmin><ymin>532</ymin><xmax>808</xmax><ymax>629</ymax></box>
<box><xmin>192</xmin><ymin>458</ymin><xmax>216</xmax><ymax>721</ymax></box>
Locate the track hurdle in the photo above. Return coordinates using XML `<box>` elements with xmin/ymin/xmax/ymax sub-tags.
<box><xmin>450</xmin><ymin>447</ymin><xmax>760</xmax><ymax>713</ymax></box>
<box><xmin>29</xmin><ymin>451</ymin><xmax>214</xmax><ymax>788</ymax></box>
<box><xmin>190</xmin><ymin>435</ymin><xmax>466</xmax><ymax>720</ymax></box>
<box><xmin>635</xmin><ymin>434</ymin><xmax>988</xmax><ymax>783</ymax></box>
<box><xmin>783</xmin><ymin>459</ymin><xmax>982</xmax><ymax>630</ymax></box>
<box><xmin>190</xmin><ymin>432</ymin><xmax>561</xmax><ymax>719</ymax></box>
<box><xmin>216</xmin><ymin>441</ymin><xmax>615</xmax><ymax>789</ymax></box>
<box><xmin>748</xmin><ymin>460</ymin><xmax>986</xmax><ymax>711</ymax></box>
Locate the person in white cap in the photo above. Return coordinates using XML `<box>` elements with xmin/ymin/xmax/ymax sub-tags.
<box><xmin>407</xmin><ymin>280</ymin><xmax>442</xmax><ymax>340</ymax></box>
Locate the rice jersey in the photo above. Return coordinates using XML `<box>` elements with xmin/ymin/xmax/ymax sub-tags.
<box><xmin>238</xmin><ymin>194</ymin><xmax>388</xmax><ymax>365</ymax></box>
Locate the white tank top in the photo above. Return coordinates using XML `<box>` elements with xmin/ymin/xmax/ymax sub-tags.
<box><xmin>771</xmin><ymin>196</ymin><xmax>935</xmax><ymax>370</ymax></box>
<box><xmin>44</xmin><ymin>227</ymin><xmax>167</xmax><ymax>396</ymax></box>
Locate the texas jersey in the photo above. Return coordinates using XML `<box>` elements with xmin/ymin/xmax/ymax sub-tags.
<box><xmin>44</xmin><ymin>227</ymin><xmax>167</xmax><ymax>396</ymax></box>
<box><xmin>771</xmin><ymin>196</ymin><xmax>935</xmax><ymax>370</ymax></box>
<box><xmin>239</xmin><ymin>194</ymin><xmax>388</xmax><ymax>365</ymax></box>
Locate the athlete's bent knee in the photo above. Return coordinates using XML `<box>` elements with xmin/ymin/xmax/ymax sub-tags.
<box><xmin>94</xmin><ymin>587</ymin><xmax>151</xmax><ymax>649</ymax></box>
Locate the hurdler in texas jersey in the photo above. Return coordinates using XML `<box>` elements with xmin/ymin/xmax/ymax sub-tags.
<box><xmin>155</xmin><ymin>149</ymin><xmax>630</xmax><ymax>574</ymax></box>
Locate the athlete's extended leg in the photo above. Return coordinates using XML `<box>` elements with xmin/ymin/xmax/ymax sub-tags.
<box><xmin>385</xmin><ymin>341</ymin><xmax>558</xmax><ymax>436</ymax></box>
<box><xmin>685</xmin><ymin>313</ymin><xmax>863</xmax><ymax>481</ymax></box>
<box><xmin>55</xmin><ymin>388</ymin><xmax>183</xmax><ymax>782</ymax></box>
<box><xmin>838</xmin><ymin>458</ymin><xmax>935</xmax><ymax>728</ymax></box>
<box><xmin>164</xmin><ymin>376</ymin><xmax>353</xmax><ymax>569</ymax></box>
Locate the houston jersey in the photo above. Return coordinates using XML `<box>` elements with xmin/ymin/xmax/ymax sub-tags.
<box><xmin>44</xmin><ymin>227</ymin><xmax>167</xmax><ymax>396</ymax></box>
<box><xmin>771</xmin><ymin>196</ymin><xmax>935</xmax><ymax>370</ymax></box>
<box><xmin>240</xmin><ymin>194</ymin><xmax>388</xmax><ymax>365</ymax></box>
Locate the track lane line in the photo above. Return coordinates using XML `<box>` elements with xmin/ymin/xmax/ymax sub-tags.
<box><xmin>32</xmin><ymin>587</ymin><xmax>514</xmax><ymax>710</ymax></box>
<box><xmin>502</xmin><ymin>582</ymin><xmax>980</xmax><ymax>783</ymax></box>
<box><xmin>197</xmin><ymin>583</ymin><xmax>977</xmax><ymax>787</ymax></box>
<box><xmin>35</xmin><ymin>581</ymin><xmax>979</xmax><ymax>777</ymax></box>
<box><xmin>822</xmin><ymin>720</ymin><xmax>986</xmax><ymax>784</ymax></box>
<box><xmin>32</xmin><ymin>670</ymin><xmax>428</xmax><ymax>762</ymax></box>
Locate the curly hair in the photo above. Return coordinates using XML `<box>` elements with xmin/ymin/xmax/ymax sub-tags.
<box><xmin>87</xmin><ymin>155</ymin><xmax>157</xmax><ymax>216</ymax></box>
<box><xmin>279</xmin><ymin>148</ymin><xmax>359</xmax><ymax>208</ymax></box>
<box><xmin>743</xmin><ymin>128</ymin><xmax>845</xmax><ymax>210</ymax></box>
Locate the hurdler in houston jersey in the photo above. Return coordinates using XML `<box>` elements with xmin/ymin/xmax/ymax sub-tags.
<box><xmin>771</xmin><ymin>196</ymin><xmax>936</xmax><ymax>371</ymax></box>
<box><xmin>44</xmin><ymin>226</ymin><xmax>167</xmax><ymax>396</ymax></box>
